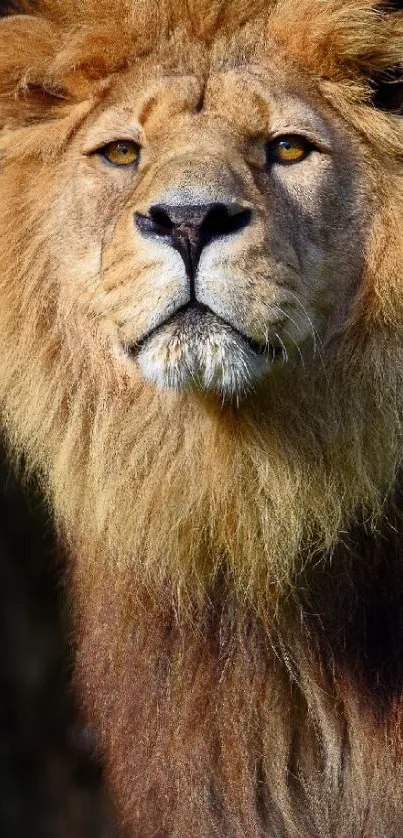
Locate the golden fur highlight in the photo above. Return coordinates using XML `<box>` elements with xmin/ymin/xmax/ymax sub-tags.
<box><xmin>1</xmin><ymin>1</ymin><xmax>403</xmax><ymax>835</ymax></box>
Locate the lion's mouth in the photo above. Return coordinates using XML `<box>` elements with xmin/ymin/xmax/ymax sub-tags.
<box><xmin>125</xmin><ymin>302</ymin><xmax>282</xmax><ymax>397</ymax></box>
<box><xmin>128</xmin><ymin>302</ymin><xmax>280</xmax><ymax>360</ymax></box>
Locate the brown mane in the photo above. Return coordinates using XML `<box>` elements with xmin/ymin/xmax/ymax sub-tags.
<box><xmin>1</xmin><ymin>1</ymin><xmax>403</xmax><ymax>834</ymax></box>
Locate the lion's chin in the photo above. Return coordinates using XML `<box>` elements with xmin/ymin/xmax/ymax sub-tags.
<box><xmin>130</xmin><ymin>306</ymin><xmax>276</xmax><ymax>398</ymax></box>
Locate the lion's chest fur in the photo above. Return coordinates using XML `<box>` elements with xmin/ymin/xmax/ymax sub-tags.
<box><xmin>74</xmin><ymin>504</ymin><xmax>403</xmax><ymax>837</ymax></box>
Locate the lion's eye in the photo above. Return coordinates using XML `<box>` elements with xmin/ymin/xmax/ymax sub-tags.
<box><xmin>99</xmin><ymin>141</ymin><xmax>140</xmax><ymax>167</ymax></box>
<box><xmin>267</xmin><ymin>135</ymin><xmax>312</xmax><ymax>165</ymax></box>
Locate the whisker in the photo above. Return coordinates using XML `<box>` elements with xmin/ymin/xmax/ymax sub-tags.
<box><xmin>271</xmin><ymin>305</ymin><xmax>305</xmax><ymax>366</ymax></box>
<box><xmin>279</xmin><ymin>291</ymin><xmax>330</xmax><ymax>384</ymax></box>
<box><xmin>275</xmin><ymin>332</ymin><xmax>289</xmax><ymax>365</ymax></box>
<box><xmin>284</xmin><ymin>290</ymin><xmax>324</xmax><ymax>354</ymax></box>
<box><xmin>281</xmin><ymin>325</ymin><xmax>306</xmax><ymax>369</ymax></box>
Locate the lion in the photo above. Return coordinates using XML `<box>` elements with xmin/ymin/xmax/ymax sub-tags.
<box><xmin>0</xmin><ymin>0</ymin><xmax>403</xmax><ymax>834</ymax></box>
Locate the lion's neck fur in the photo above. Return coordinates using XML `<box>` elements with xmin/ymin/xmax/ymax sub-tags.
<box><xmin>3</xmin><ymin>297</ymin><xmax>403</xmax><ymax>601</ymax></box>
<box><xmin>12</xmin><ymin>331</ymin><xmax>403</xmax><ymax>604</ymax></box>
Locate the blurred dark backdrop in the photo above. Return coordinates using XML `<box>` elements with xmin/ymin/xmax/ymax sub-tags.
<box><xmin>0</xmin><ymin>458</ymin><xmax>118</xmax><ymax>838</ymax></box>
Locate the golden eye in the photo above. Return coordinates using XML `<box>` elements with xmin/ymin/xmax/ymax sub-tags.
<box><xmin>100</xmin><ymin>140</ymin><xmax>140</xmax><ymax>166</ymax></box>
<box><xmin>268</xmin><ymin>135</ymin><xmax>312</xmax><ymax>165</ymax></box>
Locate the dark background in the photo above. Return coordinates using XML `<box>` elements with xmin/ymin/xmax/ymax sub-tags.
<box><xmin>0</xmin><ymin>458</ymin><xmax>118</xmax><ymax>838</ymax></box>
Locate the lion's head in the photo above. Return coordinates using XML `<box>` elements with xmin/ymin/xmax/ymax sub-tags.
<box><xmin>0</xmin><ymin>0</ymin><xmax>402</xmax><ymax>603</ymax></box>
<box><xmin>58</xmin><ymin>40</ymin><xmax>364</xmax><ymax>399</ymax></box>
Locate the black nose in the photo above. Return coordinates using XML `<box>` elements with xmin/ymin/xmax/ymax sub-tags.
<box><xmin>135</xmin><ymin>202</ymin><xmax>252</xmax><ymax>280</ymax></box>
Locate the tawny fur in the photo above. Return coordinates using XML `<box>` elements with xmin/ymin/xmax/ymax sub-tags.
<box><xmin>1</xmin><ymin>1</ymin><xmax>403</xmax><ymax>835</ymax></box>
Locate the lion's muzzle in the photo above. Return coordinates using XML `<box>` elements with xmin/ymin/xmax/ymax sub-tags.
<box><xmin>135</xmin><ymin>201</ymin><xmax>252</xmax><ymax>284</ymax></box>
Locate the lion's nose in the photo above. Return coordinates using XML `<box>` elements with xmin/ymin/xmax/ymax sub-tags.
<box><xmin>135</xmin><ymin>202</ymin><xmax>251</xmax><ymax>280</ymax></box>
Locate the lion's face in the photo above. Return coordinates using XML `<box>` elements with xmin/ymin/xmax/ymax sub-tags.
<box><xmin>52</xmin><ymin>47</ymin><xmax>365</xmax><ymax>398</ymax></box>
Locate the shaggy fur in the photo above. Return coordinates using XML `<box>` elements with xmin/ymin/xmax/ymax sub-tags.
<box><xmin>1</xmin><ymin>1</ymin><xmax>403</xmax><ymax>835</ymax></box>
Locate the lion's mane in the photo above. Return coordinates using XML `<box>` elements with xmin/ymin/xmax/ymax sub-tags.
<box><xmin>1</xmin><ymin>1</ymin><xmax>403</xmax><ymax>835</ymax></box>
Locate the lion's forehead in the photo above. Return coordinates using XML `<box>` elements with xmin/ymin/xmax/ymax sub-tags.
<box><xmin>83</xmin><ymin>63</ymin><xmax>336</xmax><ymax>153</ymax></box>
